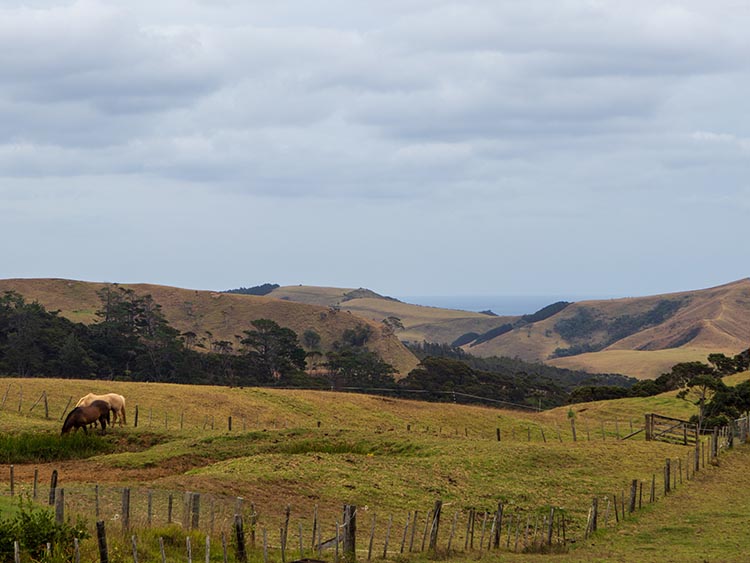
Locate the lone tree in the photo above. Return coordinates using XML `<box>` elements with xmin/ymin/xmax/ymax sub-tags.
<box><xmin>677</xmin><ymin>371</ymin><xmax>726</xmax><ymax>432</ymax></box>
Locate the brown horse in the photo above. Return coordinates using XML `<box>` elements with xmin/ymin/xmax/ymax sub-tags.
<box><xmin>62</xmin><ymin>400</ymin><xmax>111</xmax><ymax>435</ymax></box>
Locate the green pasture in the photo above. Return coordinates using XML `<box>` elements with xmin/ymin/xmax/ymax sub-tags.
<box><xmin>0</xmin><ymin>377</ymin><xmax>748</xmax><ymax>562</ymax></box>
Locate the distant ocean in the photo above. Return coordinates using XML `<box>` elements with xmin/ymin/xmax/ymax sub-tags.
<box><xmin>395</xmin><ymin>295</ymin><xmax>588</xmax><ymax>316</ymax></box>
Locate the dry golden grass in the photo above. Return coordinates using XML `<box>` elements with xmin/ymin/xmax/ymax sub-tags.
<box><xmin>547</xmin><ymin>348</ymin><xmax>719</xmax><ymax>380</ymax></box>
<box><xmin>0</xmin><ymin>279</ymin><xmax>420</xmax><ymax>376</ymax></box>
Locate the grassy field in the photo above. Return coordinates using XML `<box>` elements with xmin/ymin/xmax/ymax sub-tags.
<box><xmin>0</xmin><ymin>375</ymin><xmax>748</xmax><ymax>562</ymax></box>
<box><xmin>547</xmin><ymin>347</ymin><xmax>719</xmax><ymax>380</ymax></box>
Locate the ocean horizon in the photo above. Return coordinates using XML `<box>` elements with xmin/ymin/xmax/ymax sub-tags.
<box><xmin>395</xmin><ymin>295</ymin><xmax>599</xmax><ymax>316</ymax></box>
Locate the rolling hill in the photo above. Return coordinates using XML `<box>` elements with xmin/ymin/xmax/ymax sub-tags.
<box><xmin>268</xmin><ymin>285</ymin><xmax>517</xmax><ymax>344</ymax></box>
<box><xmin>269</xmin><ymin>280</ymin><xmax>750</xmax><ymax>379</ymax></box>
<box><xmin>470</xmin><ymin>278</ymin><xmax>750</xmax><ymax>376</ymax></box>
<box><xmin>3</xmin><ymin>277</ymin><xmax>748</xmax><ymax>381</ymax></box>
<box><xmin>0</xmin><ymin>278</ymin><xmax>420</xmax><ymax>376</ymax></box>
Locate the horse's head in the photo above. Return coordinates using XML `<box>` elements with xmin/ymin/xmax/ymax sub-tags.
<box><xmin>61</xmin><ymin>408</ymin><xmax>79</xmax><ymax>435</ymax></box>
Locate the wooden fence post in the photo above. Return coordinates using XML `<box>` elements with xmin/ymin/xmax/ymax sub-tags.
<box><xmin>283</xmin><ymin>505</ymin><xmax>291</xmax><ymax>555</ymax></box>
<box><xmin>191</xmin><ymin>493</ymin><xmax>201</xmax><ymax>530</ymax></box>
<box><xmin>60</xmin><ymin>396</ymin><xmax>72</xmax><ymax>420</ymax></box>
<box><xmin>547</xmin><ymin>508</ymin><xmax>554</xmax><ymax>546</ymax></box>
<box><xmin>122</xmin><ymin>488</ymin><xmax>131</xmax><ymax>533</ymax></box>
<box><xmin>629</xmin><ymin>480</ymin><xmax>637</xmax><ymax>513</ymax></box>
<box><xmin>0</xmin><ymin>383</ymin><xmax>9</xmax><ymax>410</ymax></box>
<box><xmin>250</xmin><ymin>502</ymin><xmax>257</xmax><ymax>549</ymax></box>
<box><xmin>421</xmin><ymin>509</ymin><xmax>432</xmax><ymax>552</ymax></box>
<box><xmin>493</xmin><ymin>502</ymin><xmax>503</xmax><ymax>548</ymax></box>
<box><xmin>49</xmin><ymin>469</ymin><xmax>58</xmax><ymax>505</ymax></box>
<box><xmin>409</xmin><ymin>510</ymin><xmax>418</xmax><ymax>552</ymax></box>
<box><xmin>382</xmin><ymin>515</ymin><xmax>393</xmax><ymax>559</ymax></box>
<box><xmin>590</xmin><ymin>497</ymin><xmax>598</xmax><ymax>532</ymax></box>
<box><xmin>134</xmin><ymin>405</ymin><xmax>139</xmax><ymax>428</ymax></box>
<box><xmin>97</xmin><ymin>521</ymin><xmax>109</xmax><ymax>563</ymax></box>
<box><xmin>343</xmin><ymin>504</ymin><xmax>357</xmax><ymax>563</ymax></box>
<box><xmin>400</xmin><ymin>513</ymin><xmax>410</xmax><ymax>553</ymax></box>
<box><xmin>367</xmin><ymin>514</ymin><xmax>376</xmax><ymax>561</ymax></box>
<box><xmin>55</xmin><ymin>488</ymin><xmax>65</xmax><ymax>524</ymax></box>
<box><xmin>33</xmin><ymin>468</ymin><xmax>38</xmax><ymax>499</ymax></box>
<box><xmin>9</xmin><ymin>465</ymin><xmax>14</xmax><ymax>497</ymax></box>
<box><xmin>132</xmin><ymin>535</ymin><xmax>138</xmax><ymax>563</ymax></box>
<box><xmin>429</xmin><ymin>500</ymin><xmax>442</xmax><ymax>552</ymax></box>
<box><xmin>234</xmin><ymin>514</ymin><xmax>247</xmax><ymax>563</ymax></box>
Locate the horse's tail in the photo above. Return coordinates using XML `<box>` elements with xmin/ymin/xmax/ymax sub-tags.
<box><xmin>120</xmin><ymin>404</ymin><xmax>127</xmax><ymax>425</ymax></box>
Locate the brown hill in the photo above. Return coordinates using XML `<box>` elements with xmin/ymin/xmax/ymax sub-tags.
<box><xmin>469</xmin><ymin>278</ymin><xmax>750</xmax><ymax>377</ymax></box>
<box><xmin>0</xmin><ymin>278</ymin><xmax>419</xmax><ymax>376</ymax></box>
<box><xmin>269</xmin><ymin>285</ymin><xmax>515</xmax><ymax>344</ymax></box>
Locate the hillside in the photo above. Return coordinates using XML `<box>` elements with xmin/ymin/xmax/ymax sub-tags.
<box><xmin>269</xmin><ymin>285</ymin><xmax>516</xmax><ymax>343</ymax></box>
<box><xmin>468</xmin><ymin>278</ymin><xmax>750</xmax><ymax>375</ymax></box>
<box><xmin>0</xmin><ymin>278</ymin><xmax>419</xmax><ymax>376</ymax></box>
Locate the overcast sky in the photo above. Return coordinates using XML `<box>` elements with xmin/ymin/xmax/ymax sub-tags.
<box><xmin>1</xmin><ymin>1</ymin><xmax>748</xmax><ymax>299</ymax></box>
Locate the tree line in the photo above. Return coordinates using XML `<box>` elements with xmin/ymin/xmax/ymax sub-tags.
<box><xmin>0</xmin><ymin>287</ymin><xmax>392</xmax><ymax>389</ymax></box>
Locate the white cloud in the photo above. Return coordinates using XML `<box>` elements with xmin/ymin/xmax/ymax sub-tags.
<box><xmin>1</xmin><ymin>0</ymin><xmax>749</xmax><ymax>294</ymax></box>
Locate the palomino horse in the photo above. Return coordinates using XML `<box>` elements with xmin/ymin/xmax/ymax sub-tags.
<box><xmin>76</xmin><ymin>393</ymin><xmax>127</xmax><ymax>426</ymax></box>
<box><xmin>62</xmin><ymin>400</ymin><xmax>111</xmax><ymax>435</ymax></box>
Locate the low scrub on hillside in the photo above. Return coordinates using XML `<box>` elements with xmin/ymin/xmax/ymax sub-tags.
<box><xmin>552</xmin><ymin>299</ymin><xmax>687</xmax><ymax>357</ymax></box>
<box><xmin>222</xmin><ymin>283</ymin><xmax>279</xmax><ymax>296</ymax></box>
<box><xmin>452</xmin><ymin>301</ymin><xmax>571</xmax><ymax>347</ymax></box>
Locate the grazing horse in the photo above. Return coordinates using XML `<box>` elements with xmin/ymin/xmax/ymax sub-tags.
<box><xmin>62</xmin><ymin>400</ymin><xmax>111</xmax><ymax>435</ymax></box>
<box><xmin>76</xmin><ymin>393</ymin><xmax>127</xmax><ymax>426</ymax></box>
